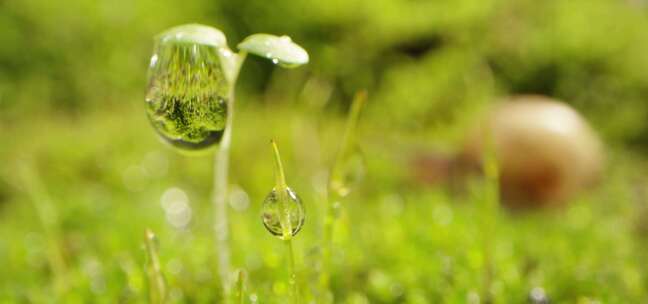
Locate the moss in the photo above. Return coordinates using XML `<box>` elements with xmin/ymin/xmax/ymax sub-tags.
<box><xmin>145</xmin><ymin>42</ymin><xmax>228</xmax><ymax>151</ymax></box>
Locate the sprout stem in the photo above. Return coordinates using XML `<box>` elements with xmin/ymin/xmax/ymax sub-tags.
<box><xmin>270</xmin><ymin>141</ymin><xmax>299</xmax><ymax>303</ymax></box>
<box><xmin>320</xmin><ymin>91</ymin><xmax>367</xmax><ymax>302</ymax></box>
<box><xmin>234</xmin><ymin>270</ymin><xmax>245</xmax><ymax>304</ymax></box>
<box><xmin>270</xmin><ymin>140</ymin><xmax>293</xmax><ymax>239</ymax></box>
<box><xmin>212</xmin><ymin>53</ymin><xmax>247</xmax><ymax>297</ymax></box>
<box><xmin>329</xmin><ymin>91</ymin><xmax>367</xmax><ymax>191</ymax></box>
<box><xmin>271</xmin><ymin>140</ymin><xmax>288</xmax><ymax>191</ymax></box>
<box><xmin>17</xmin><ymin>163</ymin><xmax>68</xmax><ymax>297</ymax></box>
<box><xmin>144</xmin><ymin>229</ymin><xmax>167</xmax><ymax>304</ymax></box>
<box><xmin>286</xmin><ymin>238</ymin><xmax>299</xmax><ymax>304</ymax></box>
<box><xmin>480</xmin><ymin>135</ymin><xmax>500</xmax><ymax>303</ymax></box>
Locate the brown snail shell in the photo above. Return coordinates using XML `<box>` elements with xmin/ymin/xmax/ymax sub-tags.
<box><xmin>459</xmin><ymin>95</ymin><xmax>604</xmax><ymax>207</ymax></box>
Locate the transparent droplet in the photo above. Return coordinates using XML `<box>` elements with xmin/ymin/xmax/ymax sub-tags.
<box><xmin>145</xmin><ymin>25</ymin><xmax>230</xmax><ymax>152</ymax></box>
<box><xmin>330</xmin><ymin>150</ymin><xmax>366</xmax><ymax>197</ymax></box>
<box><xmin>261</xmin><ymin>187</ymin><xmax>305</xmax><ymax>239</ymax></box>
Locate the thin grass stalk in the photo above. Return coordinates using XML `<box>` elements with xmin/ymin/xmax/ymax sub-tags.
<box><xmin>234</xmin><ymin>269</ymin><xmax>245</xmax><ymax>304</ymax></box>
<box><xmin>17</xmin><ymin>163</ymin><xmax>68</xmax><ymax>296</ymax></box>
<box><xmin>320</xmin><ymin>91</ymin><xmax>367</xmax><ymax>302</ymax></box>
<box><xmin>271</xmin><ymin>140</ymin><xmax>300</xmax><ymax>304</ymax></box>
<box><xmin>144</xmin><ymin>229</ymin><xmax>167</xmax><ymax>304</ymax></box>
<box><xmin>480</xmin><ymin>136</ymin><xmax>500</xmax><ymax>304</ymax></box>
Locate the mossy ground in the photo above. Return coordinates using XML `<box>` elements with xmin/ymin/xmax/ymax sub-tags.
<box><xmin>1</xmin><ymin>104</ymin><xmax>646</xmax><ymax>303</ymax></box>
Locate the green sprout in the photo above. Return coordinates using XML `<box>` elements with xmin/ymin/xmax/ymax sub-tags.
<box><xmin>262</xmin><ymin>140</ymin><xmax>305</xmax><ymax>304</ymax></box>
<box><xmin>320</xmin><ymin>91</ymin><xmax>367</xmax><ymax>302</ymax></box>
<box><xmin>144</xmin><ymin>229</ymin><xmax>167</xmax><ymax>304</ymax></box>
<box><xmin>233</xmin><ymin>269</ymin><xmax>245</xmax><ymax>304</ymax></box>
<box><xmin>15</xmin><ymin>162</ymin><xmax>68</xmax><ymax>297</ymax></box>
<box><xmin>479</xmin><ymin>135</ymin><xmax>500</xmax><ymax>303</ymax></box>
<box><xmin>144</xmin><ymin>23</ymin><xmax>308</xmax><ymax>296</ymax></box>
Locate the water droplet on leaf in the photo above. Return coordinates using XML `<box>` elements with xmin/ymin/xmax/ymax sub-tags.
<box><xmin>261</xmin><ymin>187</ymin><xmax>305</xmax><ymax>239</ymax></box>
<box><xmin>145</xmin><ymin>24</ymin><xmax>230</xmax><ymax>152</ymax></box>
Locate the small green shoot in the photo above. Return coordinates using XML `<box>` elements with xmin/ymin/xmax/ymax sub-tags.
<box><xmin>16</xmin><ymin>162</ymin><xmax>68</xmax><ymax>296</ymax></box>
<box><xmin>320</xmin><ymin>90</ymin><xmax>367</xmax><ymax>302</ymax></box>
<box><xmin>262</xmin><ymin>140</ymin><xmax>304</xmax><ymax>304</ymax></box>
<box><xmin>480</xmin><ymin>134</ymin><xmax>500</xmax><ymax>303</ymax></box>
<box><xmin>145</xmin><ymin>24</ymin><xmax>309</xmax><ymax>299</ymax></box>
<box><xmin>234</xmin><ymin>269</ymin><xmax>245</xmax><ymax>304</ymax></box>
<box><xmin>144</xmin><ymin>229</ymin><xmax>167</xmax><ymax>304</ymax></box>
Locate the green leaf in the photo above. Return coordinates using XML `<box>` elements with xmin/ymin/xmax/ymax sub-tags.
<box><xmin>156</xmin><ymin>24</ymin><xmax>227</xmax><ymax>48</ymax></box>
<box><xmin>237</xmin><ymin>34</ymin><xmax>309</xmax><ymax>68</ymax></box>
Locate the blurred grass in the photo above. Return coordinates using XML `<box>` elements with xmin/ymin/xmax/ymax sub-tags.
<box><xmin>1</xmin><ymin>103</ymin><xmax>647</xmax><ymax>302</ymax></box>
<box><xmin>1</xmin><ymin>0</ymin><xmax>648</xmax><ymax>302</ymax></box>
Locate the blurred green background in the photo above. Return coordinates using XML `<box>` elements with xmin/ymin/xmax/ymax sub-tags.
<box><xmin>1</xmin><ymin>0</ymin><xmax>648</xmax><ymax>302</ymax></box>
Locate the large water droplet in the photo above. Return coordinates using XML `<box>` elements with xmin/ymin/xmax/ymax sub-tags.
<box><xmin>146</xmin><ymin>26</ymin><xmax>229</xmax><ymax>152</ymax></box>
<box><xmin>261</xmin><ymin>187</ymin><xmax>305</xmax><ymax>239</ymax></box>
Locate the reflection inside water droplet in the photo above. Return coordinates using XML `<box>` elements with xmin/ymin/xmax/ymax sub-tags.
<box><xmin>261</xmin><ymin>187</ymin><xmax>305</xmax><ymax>239</ymax></box>
<box><xmin>146</xmin><ymin>33</ymin><xmax>229</xmax><ymax>152</ymax></box>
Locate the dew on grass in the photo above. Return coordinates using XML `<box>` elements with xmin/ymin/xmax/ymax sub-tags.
<box><xmin>145</xmin><ymin>25</ymin><xmax>230</xmax><ymax>152</ymax></box>
<box><xmin>261</xmin><ymin>187</ymin><xmax>305</xmax><ymax>239</ymax></box>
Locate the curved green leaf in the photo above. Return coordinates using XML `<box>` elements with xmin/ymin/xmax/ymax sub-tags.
<box><xmin>237</xmin><ymin>34</ymin><xmax>309</xmax><ymax>68</ymax></box>
<box><xmin>156</xmin><ymin>24</ymin><xmax>227</xmax><ymax>48</ymax></box>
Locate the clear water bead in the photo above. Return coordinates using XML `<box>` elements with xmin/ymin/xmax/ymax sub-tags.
<box><xmin>145</xmin><ymin>25</ymin><xmax>229</xmax><ymax>152</ymax></box>
<box><xmin>261</xmin><ymin>187</ymin><xmax>305</xmax><ymax>239</ymax></box>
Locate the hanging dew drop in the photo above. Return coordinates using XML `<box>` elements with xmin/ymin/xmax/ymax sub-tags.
<box><xmin>262</xmin><ymin>140</ymin><xmax>306</xmax><ymax>240</ymax></box>
<box><xmin>261</xmin><ymin>187</ymin><xmax>305</xmax><ymax>239</ymax></box>
<box><xmin>145</xmin><ymin>24</ymin><xmax>231</xmax><ymax>152</ymax></box>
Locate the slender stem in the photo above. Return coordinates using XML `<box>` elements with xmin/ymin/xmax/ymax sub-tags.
<box><xmin>271</xmin><ymin>140</ymin><xmax>288</xmax><ymax>190</ymax></box>
<box><xmin>270</xmin><ymin>141</ymin><xmax>299</xmax><ymax>303</ymax></box>
<box><xmin>271</xmin><ymin>140</ymin><xmax>294</xmax><ymax>240</ymax></box>
<box><xmin>319</xmin><ymin>193</ymin><xmax>336</xmax><ymax>303</ymax></box>
<box><xmin>320</xmin><ymin>91</ymin><xmax>367</xmax><ymax>302</ymax></box>
<box><xmin>286</xmin><ymin>239</ymin><xmax>298</xmax><ymax>304</ymax></box>
<box><xmin>17</xmin><ymin>163</ymin><xmax>68</xmax><ymax>296</ymax></box>
<box><xmin>144</xmin><ymin>229</ymin><xmax>167</xmax><ymax>304</ymax></box>
<box><xmin>480</xmin><ymin>135</ymin><xmax>499</xmax><ymax>304</ymax></box>
<box><xmin>234</xmin><ymin>270</ymin><xmax>245</xmax><ymax>304</ymax></box>
<box><xmin>213</xmin><ymin>52</ymin><xmax>247</xmax><ymax>297</ymax></box>
<box><xmin>213</xmin><ymin>90</ymin><xmax>233</xmax><ymax>297</ymax></box>
<box><xmin>329</xmin><ymin>90</ymin><xmax>367</xmax><ymax>192</ymax></box>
